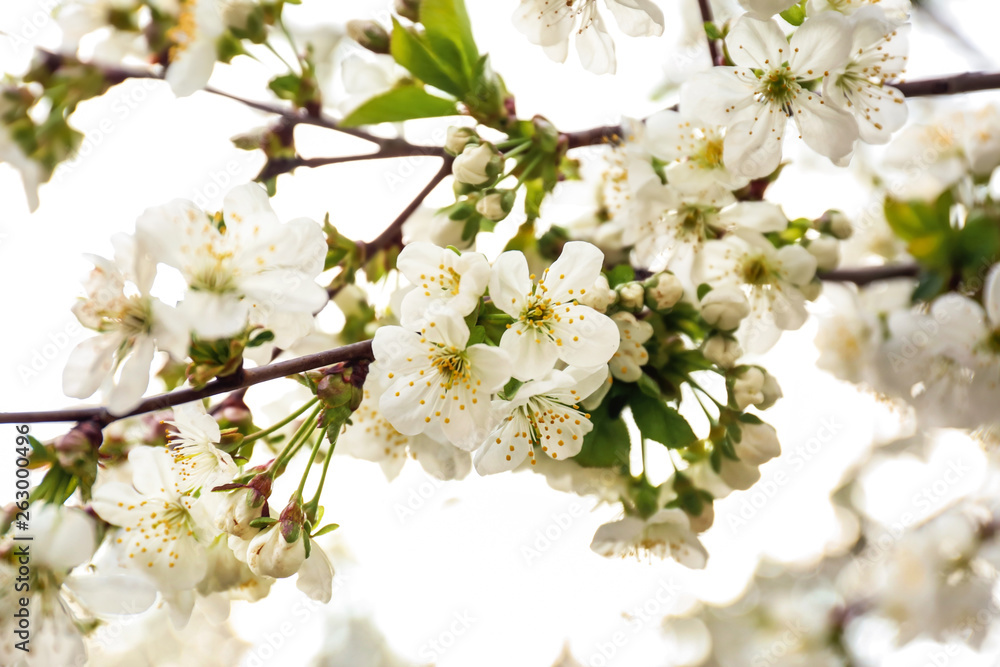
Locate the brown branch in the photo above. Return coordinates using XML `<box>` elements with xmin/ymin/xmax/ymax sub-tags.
<box><xmin>818</xmin><ymin>264</ymin><xmax>920</xmax><ymax>286</ymax></box>
<box><xmin>0</xmin><ymin>340</ymin><xmax>374</xmax><ymax>426</ymax></box>
<box><xmin>894</xmin><ymin>72</ymin><xmax>1000</xmax><ymax>98</ymax></box>
<box><xmin>696</xmin><ymin>0</ymin><xmax>724</xmax><ymax>67</ymax></box>
<box><xmin>359</xmin><ymin>157</ymin><xmax>454</xmax><ymax>258</ymax></box>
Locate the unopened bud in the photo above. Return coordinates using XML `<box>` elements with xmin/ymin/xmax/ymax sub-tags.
<box><xmin>278</xmin><ymin>498</ymin><xmax>306</xmax><ymax>544</ymax></box>
<box><xmin>452</xmin><ymin>143</ymin><xmax>502</xmax><ymax>186</ymax></box>
<box><xmin>807</xmin><ymin>236</ymin><xmax>840</xmax><ymax>272</ymax></box>
<box><xmin>578</xmin><ymin>275</ymin><xmax>616</xmax><ymax>313</ymax></box>
<box><xmin>731</xmin><ymin>367</ymin><xmax>766</xmax><ymax>410</ymax></box>
<box><xmin>700</xmin><ymin>287</ymin><xmax>750</xmax><ymax>331</ymax></box>
<box><xmin>702</xmin><ymin>335</ymin><xmax>742</xmax><ymax>368</ymax></box>
<box><xmin>444</xmin><ymin>126</ymin><xmax>478</xmax><ymax>156</ymax></box>
<box><xmin>347</xmin><ymin>20</ymin><xmax>390</xmax><ymax>54</ymax></box>
<box><xmin>617</xmin><ymin>281</ymin><xmax>645</xmax><ymax>311</ymax></box>
<box><xmin>817</xmin><ymin>210</ymin><xmax>853</xmax><ymax>239</ymax></box>
<box><xmin>644</xmin><ymin>272</ymin><xmax>683</xmax><ymax>310</ymax></box>
<box><xmin>475</xmin><ymin>189</ymin><xmax>515</xmax><ymax>221</ymax></box>
<box><xmin>800</xmin><ymin>280</ymin><xmax>822</xmax><ymax>301</ymax></box>
<box><xmin>394</xmin><ymin>0</ymin><xmax>420</xmax><ymax>21</ymax></box>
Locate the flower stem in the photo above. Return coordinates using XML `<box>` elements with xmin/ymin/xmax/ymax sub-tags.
<box><xmin>305</xmin><ymin>426</ymin><xmax>340</xmax><ymax>514</ymax></box>
<box><xmin>295</xmin><ymin>428</ymin><xmax>326</xmax><ymax>500</ymax></box>
<box><xmin>271</xmin><ymin>403</ymin><xmax>323</xmax><ymax>475</ymax></box>
<box><xmin>243</xmin><ymin>397</ymin><xmax>319</xmax><ymax>445</ymax></box>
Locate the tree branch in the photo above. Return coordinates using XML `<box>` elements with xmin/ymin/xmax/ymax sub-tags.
<box><xmin>696</xmin><ymin>0</ymin><xmax>724</xmax><ymax>66</ymax></box>
<box><xmin>359</xmin><ymin>157</ymin><xmax>454</xmax><ymax>258</ymax></box>
<box><xmin>0</xmin><ymin>340</ymin><xmax>374</xmax><ymax>426</ymax></box>
<box><xmin>818</xmin><ymin>264</ymin><xmax>920</xmax><ymax>286</ymax></box>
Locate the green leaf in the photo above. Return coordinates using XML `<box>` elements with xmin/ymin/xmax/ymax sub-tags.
<box><xmin>268</xmin><ymin>74</ymin><xmax>302</xmax><ymax>103</ymax></box>
<box><xmin>341</xmin><ymin>84</ymin><xmax>460</xmax><ymax>127</ymax></box>
<box><xmin>703</xmin><ymin>21</ymin><xmax>723</xmax><ymax>40</ymax></box>
<box><xmin>630</xmin><ymin>394</ymin><xmax>697</xmax><ymax>450</ymax></box>
<box><xmin>312</xmin><ymin>523</ymin><xmax>340</xmax><ymax>537</ymax></box>
<box><xmin>605</xmin><ymin>264</ymin><xmax>635</xmax><ymax>288</ymax></box>
<box><xmin>779</xmin><ymin>4</ymin><xmax>806</xmax><ymax>25</ymax></box>
<box><xmin>575</xmin><ymin>402</ymin><xmax>631</xmax><ymax>469</ymax></box>
<box><xmin>636</xmin><ymin>373</ymin><xmax>661</xmax><ymax>399</ymax></box>
<box><xmin>389</xmin><ymin>19</ymin><xmax>465</xmax><ymax>97</ymax></box>
<box><xmin>249</xmin><ymin>516</ymin><xmax>277</xmax><ymax>528</ymax></box>
<box><xmin>696</xmin><ymin>283</ymin><xmax>712</xmax><ymax>300</ymax></box>
<box><xmin>467</xmin><ymin>324</ymin><xmax>487</xmax><ymax>346</ymax></box>
<box><xmin>420</xmin><ymin>0</ymin><xmax>479</xmax><ymax>77</ymax></box>
<box><xmin>911</xmin><ymin>270</ymin><xmax>946</xmax><ymax>302</ymax></box>
<box><xmin>248</xmin><ymin>329</ymin><xmax>275</xmax><ymax>348</ymax></box>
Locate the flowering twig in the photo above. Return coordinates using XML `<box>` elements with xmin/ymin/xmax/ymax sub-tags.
<box><xmin>358</xmin><ymin>158</ymin><xmax>454</xmax><ymax>258</ymax></box>
<box><xmin>817</xmin><ymin>264</ymin><xmax>920</xmax><ymax>286</ymax></box>
<box><xmin>0</xmin><ymin>340</ymin><xmax>374</xmax><ymax>426</ymax></box>
<box><xmin>695</xmin><ymin>0</ymin><xmax>724</xmax><ymax>66</ymax></box>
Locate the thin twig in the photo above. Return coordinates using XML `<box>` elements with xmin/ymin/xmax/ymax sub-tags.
<box><xmin>818</xmin><ymin>264</ymin><xmax>920</xmax><ymax>286</ymax></box>
<box><xmin>696</xmin><ymin>0</ymin><xmax>723</xmax><ymax>66</ymax></box>
<box><xmin>359</xmin><ymin>158</ymin><xmax>454</xmax><ymax>258</ymax></box>
<box><xmin>0</xmin><ymin>340</ymin><xmax>374</xmax><ymax>426</ymax></box>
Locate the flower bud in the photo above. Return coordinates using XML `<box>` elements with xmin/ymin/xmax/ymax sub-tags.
<box><xmin>700</xmin><ymin>287</ymin><xmax>750</xmax><ymax>331</ymax></box>
<box><xmin>687</xmin><ymin>501</ymin><xmax>715</xmax><ymax>533</ymax></box>
<box><xmin>731</xmin><ymin>367</ymin><xmax>766</xmax><ymax>410</ymax></box>
<box><xmin>245</xmin><ymin>471</ymin><xmax>273</xmax><ymax>508</ymax></box>
<box><xmin>394</xmin><ymin>0</ymin><xmax>420</xmax><ymax>21</ymax></box>
<box><xmin>214</xmin><ymin>488</ymin><xmax>263</xmax><ymax>539</ymax></box>
<box><xmin>818</xmin><ymin>210</ymin><xmax>853</xmax><ymax>240</ymax></box>
<box><xmin>702</xmin><ymin>335</ymin><xmax>742</xmax><ymax>369</ymax></box>
<box><xmin>807</xmin><ymin>237</ymin><xmax>840</xmax><ymax>272</ymax></box>
<box><xmin>799</xmin><ymin>280</ymin><xmax>822</xmax><ymax>301</ymax></box>
<box><xmin>757</xmin><ymin>372</ymin><xmax>782</xmax><ymax>410</ymax></box>
<box><xmin>54</xmin><ymin>420</ymin><xmax>102</xmax><ymax>479</ymax></box>
<box><xmin>617</xmin><ymin>281</ymin><xmax>645</xmax><ymax>311</ymax></box>
<box><xmin>578</xmin><ymin>275</ymin><xmax>616</xmax><ymax>313</ymax></box>
<box><xmin>475</xmin><ymin>189</ymin><xmax>515</xmax><ymax>221</ymax></box>
<box><xmin>246</xmin><ymin>523</ymin><xmax>306</xmax><ymax>579</ymax></box>
<box><xmin>278</xmin><ymin>498</ymin><xmax>306</xmax><ymax>545</ymax></box>
<box><xmin>347</xmin><ymin>20</ymin><xmax>390</xmax><ymax>54</ymax></box>
<box><xmin>452</xmin><ymin>143</ymin><xmax>501</xmax><ymax>186</ymax></box>
<box><xmin>217</xmin><ymin>428</ymin><xmax>245</xmax><ymax>453</ymax></box>
<box><xmin>644</xmin><ymin>272</ymin><xmax>683</xmax><ymax>310</ymax></box>
<box><xmin>444</xmin><ymin>126</ymin><xmax>478</xmax><ymax>156</ymax></box>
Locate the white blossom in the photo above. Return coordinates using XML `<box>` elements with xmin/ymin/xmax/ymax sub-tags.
<box><xmin>490</xmin><ymin>242</ymin><xmax>620</xmax><ymax>381</ymax></box>
<box><xmin>91</xmin><ymin>447</ymin><xmax>215</xmax><ymax>591</ymax></box>
<box><xmin>474</xmin><ymin>366</ymin><xmax>607</xmax><ymax>474</ymax></box>
<box><xmin>512</xmin><ymin>0</ymin><xmax>664</xmax><ymax>75</ymax></box>
<box><xmin>166</xmin><ymin>402</ymin><xmax>237</xmax><ymax>493</ymax></box>
<box><xmin>824</xmin><ymin>7</ymin><xmax>909</xmax><ymax>145</ymax></box>
<box><xmin>609</xmin><ymin>312</ymin><xmax>653</xmax><ymax>382</ymax></box>
<box><xmin>682</xmin><ymin>13</ymin><xmax>859</xmax><ymax>178</ymax></box>
<box><xmin>395</xmin><ymin>242</ymin><xmax>490</xmax><ymax>328</ymax></box>
<box><xmin>590</xmin><ymin>508</ymin><xmax>708</xmax><ymax>568</ymax></box>
<box><xmin>373</xmin><ymin>312</ymin><xmax>512</xmax><ymax>450</ymax></box>
<box><xmin>695</xmin><ymin>231</ymin><xmax>818</xmax><ymax>352</ymax></box>
<box><xmin>136</xmin><ymin>183</ymin><xmax>327</xmax><ymax>342</ymax></box>
<box><xmin>63</xmin><ymin>233</ymin><xmax>189</xmax><ymax>415</ymax></box>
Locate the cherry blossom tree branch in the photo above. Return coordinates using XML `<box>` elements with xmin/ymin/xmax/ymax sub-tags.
<box><xmin>695</xmin><ymin>0</ymin><xmax>724</xmax><ymax>66</ymax></box>
<box><xmin>358</xmin><ymin>157</ymin><xmax>454</xmax><ymax>258</ymax></box>
<box><xmin>818</xmin><ymin>264</ymin><xmax>920</xmax><ymax>286</ymax></box>
<box><xmin>0</xmin><ymin>340</ymin><xmax>374</xmax><ymax>426</ymax></box>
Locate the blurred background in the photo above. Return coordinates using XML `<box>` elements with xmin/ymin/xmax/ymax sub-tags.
<box><xmin>2</xmin><ymin>0</ymin><xmax>1000</xmax><ymax>665</ymax></box>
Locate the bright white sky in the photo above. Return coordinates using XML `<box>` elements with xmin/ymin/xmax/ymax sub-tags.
<box><xmin>2</xmin><ymin>1</ymin><xmax>1000</xmax><ymax>665</ymax></box>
